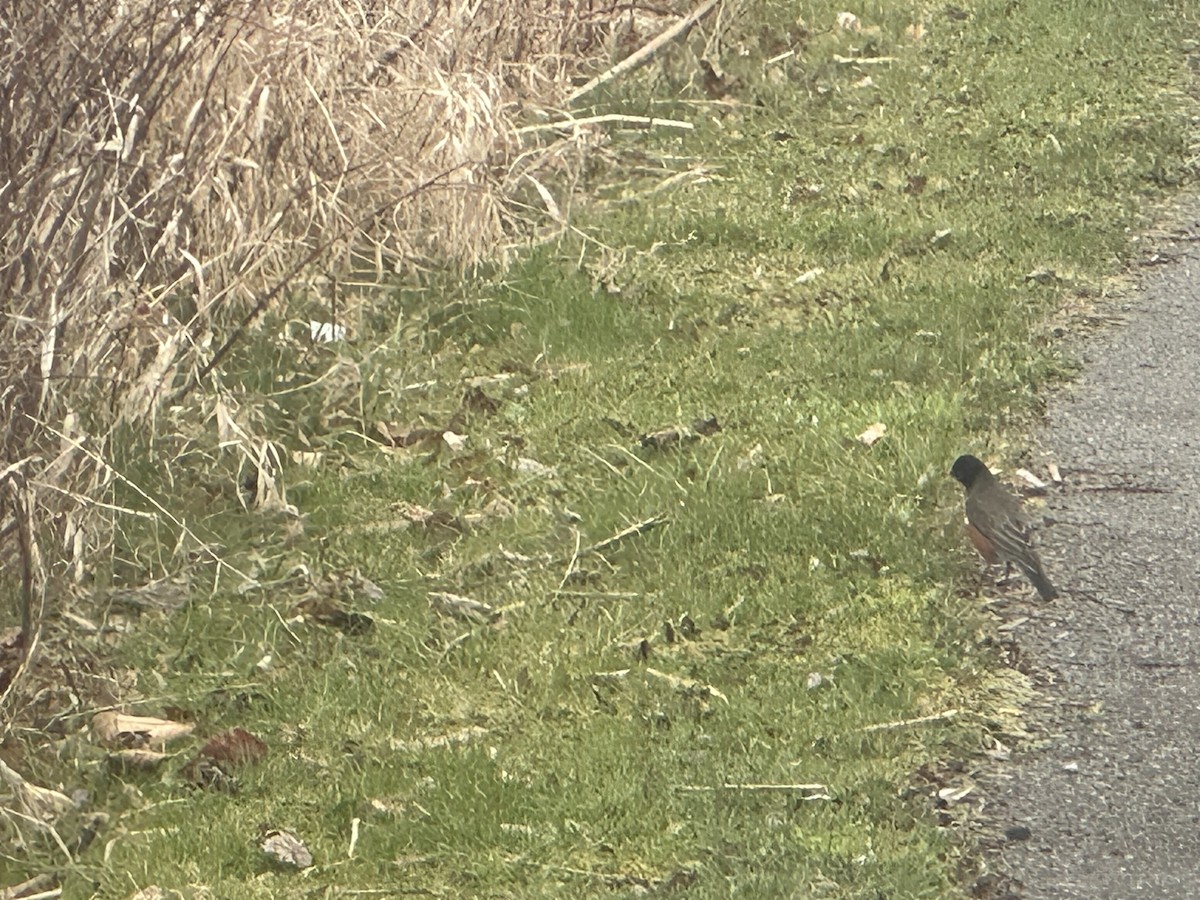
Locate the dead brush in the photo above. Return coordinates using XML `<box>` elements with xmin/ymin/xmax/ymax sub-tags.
<box><xmin>0</xmin><ymin>0</ymin><xmax>644</xmax><ymax>798</ymax></box>
<box><xmin>0</xmin><ymin>0</ymin><xmax>632</xmax><ymax>569</ymax></box>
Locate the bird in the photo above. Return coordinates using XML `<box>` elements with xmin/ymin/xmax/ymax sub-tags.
<box><xmin>950</xmin><ymin>454</ymin><xmax>1058</xmax><ymax>600</ymax></box>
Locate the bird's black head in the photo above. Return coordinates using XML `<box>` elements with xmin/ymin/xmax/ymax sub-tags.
<box><xmin>950</xmin><ymin>454</ymin><xmax>988</xmax><ymax>488</ymax></box>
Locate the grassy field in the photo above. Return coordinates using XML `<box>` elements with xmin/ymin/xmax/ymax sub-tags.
<box><xmin>6</xmin><ymin>0</ymin><xmax>1197</xmax><ymax>897</ymax></box>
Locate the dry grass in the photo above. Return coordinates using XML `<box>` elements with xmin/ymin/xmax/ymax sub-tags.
<box><xmin>0</xmin><ymin>0</ymin><xmax>664</xmax><ymax>695</ymax></box>
<box><xmin>0</xmin><ymin>0</ymin><xmax>705</xmax><ymax>872</ymax></box>
<box><xmin>0</xmin><ymin>0</ymin><xmax>1195</xmax><ymax>893</ymax></box>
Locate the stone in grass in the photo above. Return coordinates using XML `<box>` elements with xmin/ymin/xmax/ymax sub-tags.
<box><xmin>260</xmin><ymin>827</ymin><xmax>313</xmax><ymax>869</ymax></box>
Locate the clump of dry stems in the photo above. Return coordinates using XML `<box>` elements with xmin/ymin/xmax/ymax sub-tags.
<box><xmin>0</xmin><ymin>0</ymin><xmax>659</xmax><ymax>700</ymax></box>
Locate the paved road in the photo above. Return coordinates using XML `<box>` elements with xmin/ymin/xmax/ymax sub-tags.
<box><xmin>980</xmin><ymin>213</ymin><xmax>1200</xmax><ymax>898</ymax></box>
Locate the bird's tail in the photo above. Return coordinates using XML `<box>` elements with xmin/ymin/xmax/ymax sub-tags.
<box><xmin>1018</xmin><ymin>561</ymin><xmax>1058</xmax><ymax>601</ymax></box>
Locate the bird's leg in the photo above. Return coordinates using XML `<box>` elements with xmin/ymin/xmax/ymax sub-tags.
<box><xmin>995</xmin><ymin>561</ymin><xmax>1017</xmax><ymax>588</ymax></box>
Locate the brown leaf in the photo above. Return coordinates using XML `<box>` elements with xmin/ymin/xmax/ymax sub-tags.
<box><xmin>0</xmin><ymin>759</ymin><xmax>73</xmax><ymax>822</ymax></box>
<box><xmin>92</xmin><ymin>711</ymin><xmax>194</xmax><ymax>748</ymax></box>
<box><xmin>354</xmin><ymin>575</ymin><xmax>385</xmax><ymax>603</ymax></box>
<box><xmin>375</xmin><ymin>422</ymin><xmax>442</xmax><ymax>448</ymax></box>
<box><xmin>294</xmin><ymin>597</ymin><xmax>375</xmax><ymax>635</ymax></box>
<box><xmin>905</xmin><ymin>174</ymin><xmax>927</xmax><ymax>195</ymax></box>
<box><xmin>698</xmin><ymin>59</ymin><xmax>740</xmax><ymax>99</ymax></box>
<box><xmin>182</xmin><ymin>756</ymin><xmax>237</xmax><ymax>792</ymax></box>
<box><xmin>855</xmin><ymin>422</ymin><xmax>888</xmax><ymax>447</ymax></box>
<box><xmin>641</xmin><ymin>426</ymin><xmax>685</xmax><ymax>450</ymax></box>
<box><xmin>640</xmin><ymin>416</ymin><xmax>721</xmax><ymax>450</ymax></box>
<box><xmin>514</xmin><ymin>456</ymin><xmax>557</xmax><ymax>478</ymax></box>
<box><xmin>460</xmin><ymin>386</ymin><xmax>501</xmax><ymax>415</ymax></box>
<box><xmin>108</xmin><ymin>748</ymin><xmax>171</xmax><ymax>772</ymax></box>
<box><xmin>1014</xmin><ymin>468</ymin><xmax>1048</xmax><ymax>494</ymax></box>
<box><xmin>106</xmin><ymin>576</ymin><xmax>190</xmax><ymax>613</ymax></box>
<box><xmin>2</xmin><ymin>877</ymin><xmax>60</xmax><ymax>900</ymax></box>
<box><xmin>200</xmin><ymin>728</ymin><xmax>268</xmax><ymax>769</ymax></box>
<box><xmin>441</xmin><ymin>430</ymin><xmax>468</xmax><ymax>452</ymax></box>
<box><xmin>394</xmin><ymin>502</ymin><xmax>463</xmax><ymax>532</ymax></box>
<box><xmin>428</xmin><ymin>591</ymin><xmax>500</xmax><ymax>624</ymax></box>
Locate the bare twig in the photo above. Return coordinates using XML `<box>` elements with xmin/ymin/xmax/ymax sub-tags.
<box><xmin>0</xmin><ymin>759</ymin><xmax>74</xmax><ymax>861</ymax></box>
<box><xmin>557</xmin><ymin>529</ymin><xmax>583</xmax><ymax>592</ymax></box>
<box><xmin>429</xmin><ymin>591</ymin><xmax>500</xmax><ymax>624</ymax></box>
<box><xmin>677</xmin><ymin>782</ymin><xmax>829</xmax><ymax>793</ymax></box>
<box><xmin>832</xmin><ymin>55</ymin><xmax>897</xmax><ymax>65</ymax></box>
<box><xmin>858</xmin><ymin>709</ymin><xmax>960</xmax><ymax>733</ymax></box>
<box><xmin>567</xmin><ymin>0</ymin><xmax>722</xmax><ymax>105</ymax></box>
<box><xmin>517</xmin><ymin>114</ymin><xmax>694</xmax><ymax>135</ymax></box>
<box><xmin>6</xmin><ymin>478</ymin><xmax>34</xmax><ymax>644</ymax></box>
<box><xmin>554</xmin><ymin>590</ymin><xmax>640</xmax><ymax>599</ymax></box>
<box><xmin>0</xmin><ymin>464</ymin><xmax>43</xmax><ymax>714</ymax></box>
<box><xmin>568</xmin><ymin>514</ymin><xmax>669</xmax><ymax>563</ymax></box>
<box><xmin>0</xmin><ymin>874</ymin><xmax>59</xmax><ymax>900</ymax></box>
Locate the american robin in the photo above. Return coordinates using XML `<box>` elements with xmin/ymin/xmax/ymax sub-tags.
<box><xmin>950</xmin><ymin>454</ymin><xmax>1058</xmax><ymax>600</ymax></box>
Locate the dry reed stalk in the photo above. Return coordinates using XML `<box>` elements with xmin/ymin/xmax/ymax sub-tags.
<box><xmin>0</xmin><ymin>4</ymin><xmax>713</xmax><ymax>860</ymax></box>
<box><xmin>1</xmin><ymin>0</ymin><xmax>647</xmax><ymax>713</ymax></box>
<box><xmin>0</xmin><ymin>0</ymin><xmax>642</xmax><ymax>401</ymax></box>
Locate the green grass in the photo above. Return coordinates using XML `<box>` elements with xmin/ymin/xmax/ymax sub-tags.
<box><xmin>6</xmin><ymin>1</ymin><xmax>1196</xmax><ymax>897</ymax></box>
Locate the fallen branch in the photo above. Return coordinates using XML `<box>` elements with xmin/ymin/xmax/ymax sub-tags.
<box><xmin>1074</xmin><ymin>589</ymin><xmax>1136</xmax><ymax>616</ymax></box>
<box><xmin>517</xmin><ymin>114</ymin><xmax>693</xmax><ymax>135</ymax></box>
<box><xmin>567</xmin><ymin>0</ymin><xmax>722</xmax><ymax>105</ymax></box>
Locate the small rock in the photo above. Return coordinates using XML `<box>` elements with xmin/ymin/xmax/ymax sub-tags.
<box><xmin>1004</xmin><ymin>825</ymin><xmax>1032</xmax><ymax>842</ymax></box>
